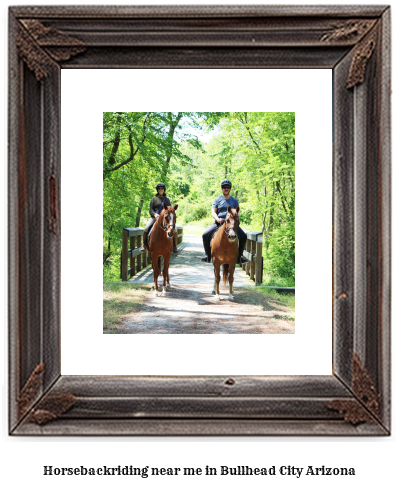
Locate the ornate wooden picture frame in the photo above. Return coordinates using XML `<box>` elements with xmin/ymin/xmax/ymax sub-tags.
<box><xmin>9</xmin><ymin>5</ymin><xmax>391</xmax><ymax>436</ymax></box>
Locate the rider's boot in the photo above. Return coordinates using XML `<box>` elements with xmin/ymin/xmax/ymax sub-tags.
<box><xmin>140</xmin><ymin>231</ymin><xmax>148</xmax><ymax>252</ymax></box>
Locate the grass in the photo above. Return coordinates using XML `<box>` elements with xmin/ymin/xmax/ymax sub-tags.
<box><xmin>180</xmin><ymin>219</ymin><xmax>213</xmax><ymax>236</ymax></box>
<box><xmin>240</xmin><ymin>286</ymin><xmax>295</xmax><ymax>310</ymax></box>
<box><xmin>103</xmin><ymin>282</ymin><xmax>152</xmax><ymax>333</ymax></box>
<box><xmin>260</xmin><ymin>273</ymin><xmax>295</xmax><ymax>288</ymax></box>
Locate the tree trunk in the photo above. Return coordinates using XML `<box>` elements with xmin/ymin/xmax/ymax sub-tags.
<box><xmin>110</xmin><ymin>113</ymin><xmax>150</xmax><ymax>173</ymax></box>
<box><xmin>264</xmin><ymin>212</ymin><xmax>274</xmax><ymax>251</ymax></box>
<box><xmin>261</xmin><ymin>187</ymin><xmax>268</xmax><ymax>235</ymax></box>
<box><xmin>103</xmin><ymin>224</ymin><xmax>113</xmax><ymax>265</ymax></box>
<box><xmin>164</xmin><ymin>112</ymin><xmax>183</xmax><ymax>171</ymax></box>
<box><xmin>135</xmin><ymin>199</ymin><xmax>144</xmax><ymax>227</ymax></box>
<box><xmin>104</xmin><ymin>113</ymin><xmax>122</xmax><ymax>178</ymax></box>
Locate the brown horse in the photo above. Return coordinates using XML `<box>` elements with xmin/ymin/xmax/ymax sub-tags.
<box><xmin>148</xmin><ymin>202</ymin><xmax>178</xmax><ymax>295</ymax></box>
<box><xmin>211</xmin><ymin>205</ymin><xmax>240</xmax><ymax>301</ymax></box>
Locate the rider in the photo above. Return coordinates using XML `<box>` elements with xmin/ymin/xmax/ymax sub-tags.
<box><xmin>140</xmin><ymin>182</ymin><xmax>179</xmax><ymax>253</ymax></box>
<box><xmin>200</xmin><ymin>179</ymin><xmax>248</xmax><ymax>264</ymax></box>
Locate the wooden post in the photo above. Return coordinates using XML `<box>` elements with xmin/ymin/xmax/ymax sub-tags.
<box><xmin>255</xmin><ymin>235</ymin><xmax>263</xmax><ymax>286</ymax></box>
<box><xmin>245</xmin><ymin>239</ymin><xmax>251</xmax><ymax>275</ymax></box>
<box><xmin>242</xmin><ymin>236</ymin><xmax>247</xmax><ymax>271</ymax></box>
<box><xmin>176</xmin><ymin>226</ymin><xmax>183</xmax><ymax>244</ymax></box>
<box><xmin>130</xmin><ymin>236</ymin><xmax>136</xmax><ymax>278</ymax></box>
<box><xmin>137</xmin><ymin>235</ymin><xmax>142</xmax><ymax>272</ymax></box>
<box><xmin>250</xmin><ymin>238</ymin><xmax>256</xmax><ymax>281</ymax></box>
<box><xmin>122</xmin><ymin>229</ymin><xmax>128</xmax><ymax>281</ymax></box>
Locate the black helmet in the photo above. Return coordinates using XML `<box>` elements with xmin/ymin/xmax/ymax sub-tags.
<box><xmin>156</xmin><ymin>182</ymin><xmax>166</xmax><ymax>190</ymax></box>
<box><xmin>221</xmin><ymin>179</ymin><xmax>232</xmax><ymax>188</ymax></box>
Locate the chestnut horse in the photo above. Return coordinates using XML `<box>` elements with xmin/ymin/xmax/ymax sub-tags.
<box><xmin>211</xmin><ymin>205</ymin><xmax>240</xmax><ymax>301</ymax></box>
<box><xmin>148</xmin><ymin>202</ymin><xmax>178</xmax><ymax>295</ymax></box>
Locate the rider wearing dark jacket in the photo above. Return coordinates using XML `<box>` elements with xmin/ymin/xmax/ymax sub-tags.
<box><xmin>140</xmin><ymin>182</ymin><xmax>178</xmax><ymax>253</ymax></box>
<box><xmin>200</xmin><ymin>179</ymin><xmax>248</xmax><ymax>264</ymax></box>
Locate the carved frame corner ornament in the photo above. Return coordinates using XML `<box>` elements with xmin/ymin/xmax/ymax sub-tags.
<box><xmin>320</xmin><ymin>18</ymin><xmax>378</xmax><ymax>88</ymax></box>
<box><xmin>9</xmin><ymin>6</ymin><xmax>391</xmax><ymax>436</ymax></box>
<box><xmin>17</xmin><ymin>363</ymin><xmax>45</xmax><ymax>419</ymax></box>
<box><xmin>327</xmin><ymin>354</ymin><xmax>380</xmax><ymax>425</ymax></box>
<box><xmin>320</xmin><ymin>19</ymin><xmax>376</xmax><ymax>43</ymax></box>
<box><xmin>17</xmin><ymin>19</ymin><xmax>85</xmax><ymax>81</ymax></box>
<box><xmin>346</xmin><ymin>26</ymin><xmax>379</xmax><ymax>88</ymax></box>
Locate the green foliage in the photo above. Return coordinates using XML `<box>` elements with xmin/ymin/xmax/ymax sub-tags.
<box><xmin>264</xmin><ymin>220</ymin><xmax>295</xmax><ymax>280</ymax></box>
<box><xmin>103</xmin><ymin>111</ymin><xmax>295</xmax><ymax>285</ymax></box>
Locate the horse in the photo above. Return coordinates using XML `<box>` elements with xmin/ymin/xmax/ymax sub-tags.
<box><xmin>211</xmin><ymin>205</ymin><xmax>240</xmax><ymax>301</ymax></box>
<box><xmin>148</xmin><ymin>202</ymin><xmax>178</xmax><ymax>296</ymax></box>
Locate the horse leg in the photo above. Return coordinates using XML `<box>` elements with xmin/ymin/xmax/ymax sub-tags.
<box><xmin>228</xmin><ymin>263</ymin><xmax>236</xmax><ymax>301</ymax></box>
<box><xmin>164</xmin><ymin>253</ymin><xmax>171</xmax><ymax>287</ymax></box>
<box><xmin>152</xmin><ymin>254</ymin><xmax>159</xmax><ymax>295</ymax></box>
<box><xmin>211</xmin><ymin>256</ymin><xmax>216</xmax><ymax>294</ymax></box>
<box><xmin>162</xmin><ymin>255</ymin><xmax>170</xmax><ymax>295</ymax></box>
<box><xmin>213</xmin><ymin>261</ymin><xmax>221</xmax><ymax>301</ymax></box>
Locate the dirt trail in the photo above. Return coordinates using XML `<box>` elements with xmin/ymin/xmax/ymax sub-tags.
<box><xmin>119</xmin><ymin>235</ymin><xmax>295</xmax><ymax>334</ymax></box>
<box><xmin>117</xmin><ymin>285</ymin><xmax>294</xmax><ymax>334</ymax></box>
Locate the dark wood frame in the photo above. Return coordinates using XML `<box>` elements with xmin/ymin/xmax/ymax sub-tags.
<box><xmin>9</xmin><ymin>5</ymin><xmax>391</xmax><ymax>436</ymax></box>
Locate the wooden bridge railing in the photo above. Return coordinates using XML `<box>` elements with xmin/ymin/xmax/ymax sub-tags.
<box><xmin>121</xmin><ymin>226</ymin><xmax>184</xmax><ymax>281</ymax></box>
<box><xmin>242</xmin><ymin>231</ymin><xmax>263</xmax><ymax>286</ymax></box>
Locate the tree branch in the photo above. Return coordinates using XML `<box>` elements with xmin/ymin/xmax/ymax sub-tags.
<box><xmin>110</xmin><ymin>113</ymin><xmax>151</xmax><ymax>172</ymax></box>
<box><xmin>239</xmin><ymin>112</ymin><xmax>262</xmax><ymax>153</ymax></box>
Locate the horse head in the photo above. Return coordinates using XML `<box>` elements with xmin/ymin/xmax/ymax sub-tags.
<box><xmin>225</xmin><ymin>205</ymin><xmax>240</xmax><ymax>241</ymax></box>
<box><xmin>160</xmin><ymin>202</ymin><xmax>178</xmax><ymax>238</ymax></box>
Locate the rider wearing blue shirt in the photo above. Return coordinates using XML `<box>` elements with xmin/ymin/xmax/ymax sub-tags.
<box><xmin>212</xmin><ymin>194</ymin><xmax>239</xmax><ymax>219</ymax></box>
<box><xmin>200</xmin><ymin>179</ymin><xmax>248</xmax><ymax>264</ymax></box>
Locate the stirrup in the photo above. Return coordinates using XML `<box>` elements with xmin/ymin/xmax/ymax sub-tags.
<box><xmin>238</xmin><ymin>256</ymin><xmax>248</xmax><ymax>264</ymax></box>
<box><xmin>140</xmin><ymin>245</ymin><xmax>146</xmax><ymax>252</ymax></box>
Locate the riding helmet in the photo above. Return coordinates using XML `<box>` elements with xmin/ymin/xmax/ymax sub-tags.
<box><xmin>221</xmin><ymin>179</ymin><xmax>232</xmax><ymax>188</ymax></box>
<box><xmin>156</xmin><ymin>182</ymin><xmax>166</xmax><ymax>190</ymax></box>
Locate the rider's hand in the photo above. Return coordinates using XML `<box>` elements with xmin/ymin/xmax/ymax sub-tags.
<box><xmin>155</xmin><ymin>213</ymin><xmax>159</xmax><ymax>218</ymax></box>
<box><xmin>217</xmin><ymin>217</ymin><xmax>223</xmax><ymax>224</ymax></box>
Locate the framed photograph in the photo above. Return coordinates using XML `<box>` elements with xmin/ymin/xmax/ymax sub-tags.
<box><xmin>9</xmin><ymin>5</ymin><xmax>391</xmax><ymax>435</ymax></box>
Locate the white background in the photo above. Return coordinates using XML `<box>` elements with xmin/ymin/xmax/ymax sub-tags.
<box><xmin>1</xmin><ymin>1</ymin><xmax>398</xmax><ymax>491</ymax></box>
<box><xmin>61</xmin><ymin>68</ymin><xmax>332</xmax><ymax>376</ymax></box>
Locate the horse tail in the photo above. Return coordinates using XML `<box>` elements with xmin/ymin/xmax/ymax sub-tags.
<box><xmin>222</xmin><ymin>264</ymin><xmax>229</xmax><ymax>287</ymax></box>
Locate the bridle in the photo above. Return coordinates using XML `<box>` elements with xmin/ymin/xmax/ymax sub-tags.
<box><xmin>158</xmin><ymin>210</ymin><xmax>174</xmax><ymax>235</ymax></box>
<box><xmin>222</xmin><ymin>213</ymin><xmax>239</xmax><ymax>237</ymax></box>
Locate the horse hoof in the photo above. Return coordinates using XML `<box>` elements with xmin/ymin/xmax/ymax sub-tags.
<box><xmin>162</xmin><ymin>288</ymin><xmax>167</xmax><ymax>295</ymax></box>
<box><xmin>215</xmin><ymin>295</ymin><xmax>220</xmax><ymax>301</ymax></box>
<box><xmin>229</xmin><ymin>295</ymin><xmax>234</xmax><ymax>301</ymax></box>
<box><xmin>211</xmin><ymin>289</ymin><xmax>216</xmax><ymax>295</ymax></box>
<box><xmin>153</xmin><ymin>290</ymin><xmax>158</xmax><ymax>297</ymax></box>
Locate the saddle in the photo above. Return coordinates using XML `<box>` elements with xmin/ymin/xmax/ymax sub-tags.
<box><xmin>209</xmin><ymin>225</ymin><xmax>220</xmax><ymax>249</ymax></box>
<box><xmin>147</xmin><ymin>220</ymin><xmax>156</xmax><ymax>244</ymax></box>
